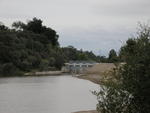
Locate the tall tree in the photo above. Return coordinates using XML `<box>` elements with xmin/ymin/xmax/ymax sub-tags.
<box><xmin>94</xmin><ymin>24</ymin><xmax>150</xmax><ymax>113</ymax></box>
<box><xmin>0</xmin><ymin>22</ymin><xmax>8</xmax><ymax>31</ymax></box>
<box><xmin>108</xmin><ymin>49</ymin><xmax>118</xmax><ymax>62</ymax></box>
<box><xmin>12</xmin><ymin>21</ymin><xmax>26</xmax><ymax>31</ymax></box>
<box><xmin>26</xmin><ymin>17</ymin><xmax>43</xmax><ymax>34</ymax></box>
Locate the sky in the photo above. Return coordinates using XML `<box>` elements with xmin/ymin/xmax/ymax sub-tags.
<box><xmin>0</xmin><ymin>0</ymin><xmax>150</xmax><ymax>56</ymax></box>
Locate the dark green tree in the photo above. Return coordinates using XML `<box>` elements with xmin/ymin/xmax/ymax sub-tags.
<box><xmin>0</xmin><ymin>22</ymin><xmax>8</xmax><ymax>31</ymax></box>
<box><xmin>26</xmin><ymin>17</ymin><xmax>43</xmax><ymax>33</ymax></box>
<box><xmin>0</xmin><ymin>18</ymin><xmax>101</xmax><ymax>76</ymax></box>
<box><xmin>94</xmin><ymin>24</ymin><xmax>150</xmax><ymax>113</ymax></box>
<box><xmin>12</xmin><ymin>21</ymin><xmax>26</xmax><ymax>31</ymax></box>
<box><xmin>108</xmin><ymin>49</ymin><xmax>118</xmax><ymax>62</ymax></box>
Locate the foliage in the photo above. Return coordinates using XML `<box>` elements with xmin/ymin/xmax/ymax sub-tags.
<box><xmin>12</xmin><ymin>17</ymin><xmax>59</xmax><ymax>46</ymax></box>
<box><xmin>12</xmin><ymin>21</ymin><xmax>26</xmax><ymax>31</ymax></box>
<box><xmin>0</xmin><ymin>18</ymin><xmax>101</xmax><ymax>76</ymax></box>
<box><xmin>108</xmin><ymin>49</ymin><xmax>119</xmax><ymax>63</ymax></box>
<box><xmin>0</xmin><ymin>18</ymin><xmax>60</xmax><ymax>76</ymax></box>
<box><xmin>62</xmin><ymin>46</ymin><xmax>101</xmax><ymax>62</ymax></box>
<box><xmin>0</xmin><ymin>22</ymin><xmax>9</xmax><ymax>31</ymax></box>
<box><xmin>95</xmin><ymin>24</ymin><xmax>150</xmax><ymax>113</ymax></box>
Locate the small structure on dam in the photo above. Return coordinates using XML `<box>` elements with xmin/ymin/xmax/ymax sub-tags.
<box><xmin>62</xmin><ymin>60</ymin><xmax>98</xmax><ymax>74</ymax></box>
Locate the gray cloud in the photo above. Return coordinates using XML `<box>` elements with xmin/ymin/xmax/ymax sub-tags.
<box><xmin>58</xmin><ymin>27</ymin><xmax>134</xmax><ymax>55</ymax></box>
<box><xmin>93</xmin><ymin>0</ymin><xmax>150</xmax><ymax>16</ymax></box>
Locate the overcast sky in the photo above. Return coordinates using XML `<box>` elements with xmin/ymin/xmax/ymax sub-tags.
<box><xmin>0</xmin><ymin>0</ymin><xmax>150</xmax><ymax>55</ymax></box>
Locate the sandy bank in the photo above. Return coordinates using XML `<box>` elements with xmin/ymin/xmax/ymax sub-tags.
<box><xmin>85</xmin><ymin>63</ymin><xmax>115</xmax><ymax>75</ymax></box>
<box><xmin>78</xmin><ymin>63</ymin><xmax>115</xmax><ymax>84</ymax></box>
<box><xmin>24</xmin><ymin>71</ymin><xmax>63</xmax><ymax>76</ymax></box>
<box><xmin>77</xmin><ymin>74</ymin><xmax>102</xmax><ymax>84</ymax></box>
<box><xmin>73</xmin><ymin>63</ymin><xmax>116</xmax><ymax>113</ymax></box>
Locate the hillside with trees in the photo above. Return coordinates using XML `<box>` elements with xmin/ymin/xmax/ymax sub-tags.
<box><xmin>0</xmin><ymin>18</ymin><xmax>104</xmax><ymax>76</ymax></box>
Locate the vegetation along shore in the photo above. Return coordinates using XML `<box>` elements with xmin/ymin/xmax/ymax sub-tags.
<box><xmin>0</xmin><ymin>18</ymin><xmax>120</xmax><ymax>77</ymax></box>
<box><xmin>1</xmin><ymin>18</ymin><xmax>150</xmax><ymax>113</ymax></box>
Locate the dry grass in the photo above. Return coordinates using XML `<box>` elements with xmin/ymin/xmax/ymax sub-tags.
<box><xmin>85</xmin><ymin>63</ymin><xmax>115</xmax><ymax>75</ymax></box>
<box><xmin>78</xmin><ymin>63</ymin><xmax>116</xmax><ymax>84</ymax></box>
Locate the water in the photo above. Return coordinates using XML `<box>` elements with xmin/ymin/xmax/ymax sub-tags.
<box><xmin>0</xmin><ymin>75</ymin><xmax>99</xmax><ymax>113</ymax></box>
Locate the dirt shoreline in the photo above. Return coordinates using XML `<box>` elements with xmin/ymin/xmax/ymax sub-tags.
<box><xmin>78</xmin><ymin>63</ymin><xmax>116</xmax><ymax>84</ymax></box>
<box><xmin>24</xmin><ymin>71</ymin><xmax>64</xmax><ymax>76</ymax></box>
<box><xmin>73</xmin><ymin>63</ymin><xmax>116</xmax><ymax>113</ymax></box>
<box><xmin>77</xmin><ymin>74</ymin><xmax>102</xmax><ymax>84</ymax></box>
<box><xmin>72</xmin><ymin>74</ymin><xmax>102</xmax><ymax>113</ymax></box>
<box><xmin>71</xmin><ymin>74</ymin><xmax>101</xmax><ymax>113</ymax></box>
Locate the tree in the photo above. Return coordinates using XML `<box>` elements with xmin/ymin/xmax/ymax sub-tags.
<box><xmin>12</xmin><ymin>21</ymin><xmax>26</xmax><ymax>31</ymax></box>
<box><xmin>25</xmin><ymin>18</ymin><xmax>59</xmax><ymax>46</ymax></box>
<box><xmin>0</xmin><ymin>19</ymin><xmax>101</xmax><ymax>76</ymax></box>
<box><xmin>26</xmin><ymin>17</ymin><xmax>43</xmax><ymax>33</ymax></box>
<box><xmin>42</xmin><ymin>26</ymin><xmax>59</xmax><ymax>46</ymax></box>
<box><xmin>0</xmin><ymin>22</ymin><xmax>8</xmax><ymax>31</ymax></box>
<box><xmin>101</xmin><ymin>56</ymin><xmax>108</xmax><ymax>62</ymax></box>
<box><xmin>94</xmin><ymin>24</ymin><xmax>150</xmax><ymax>113</ymax></box>
<box><xmin>108</xmin><ymin>49</ymin><xmax>118</xmax><ymax>62</ymax></box>
<box><xmin>0</xmin><ymin>19</ymin><xmax>61</xmax><ymax>75</ymax></box>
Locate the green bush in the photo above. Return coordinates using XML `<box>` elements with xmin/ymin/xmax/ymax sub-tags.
<box><xmin>0</xmin><ymin>63</ymin><xmax>22</xmax><ymax>76</ymax></box>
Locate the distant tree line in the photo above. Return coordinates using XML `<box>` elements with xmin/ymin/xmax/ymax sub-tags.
<box><xmin>0</xmin><ymin>18</ymin><xmax>120</xmax><ymax>76</ymax></box>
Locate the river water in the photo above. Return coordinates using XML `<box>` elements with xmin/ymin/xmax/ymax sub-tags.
<box><xmin>0</xmin><ymin>75</ymin><xmax>99</xmax><ymax>113</ymax></box>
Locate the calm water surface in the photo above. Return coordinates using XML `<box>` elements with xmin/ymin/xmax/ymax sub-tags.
<box><xmin>0</xmin><ymin>75</ymin><xmax>99</xmax><ymax>113</ymax></box>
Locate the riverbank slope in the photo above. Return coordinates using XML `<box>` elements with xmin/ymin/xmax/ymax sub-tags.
<box><xmin>73</xmin><ymin>63</ymin><xmax>116</xmax><ymax>113</ymax></box>
<box><xmin>24</xmin><ymin>71</ymin><xmax>63</xmax><ymax>76</ymax></box>
<box><xmin>78</xmin><ymin>63</ymin><xmax>115</xmax><ymax>84</ymax></box>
